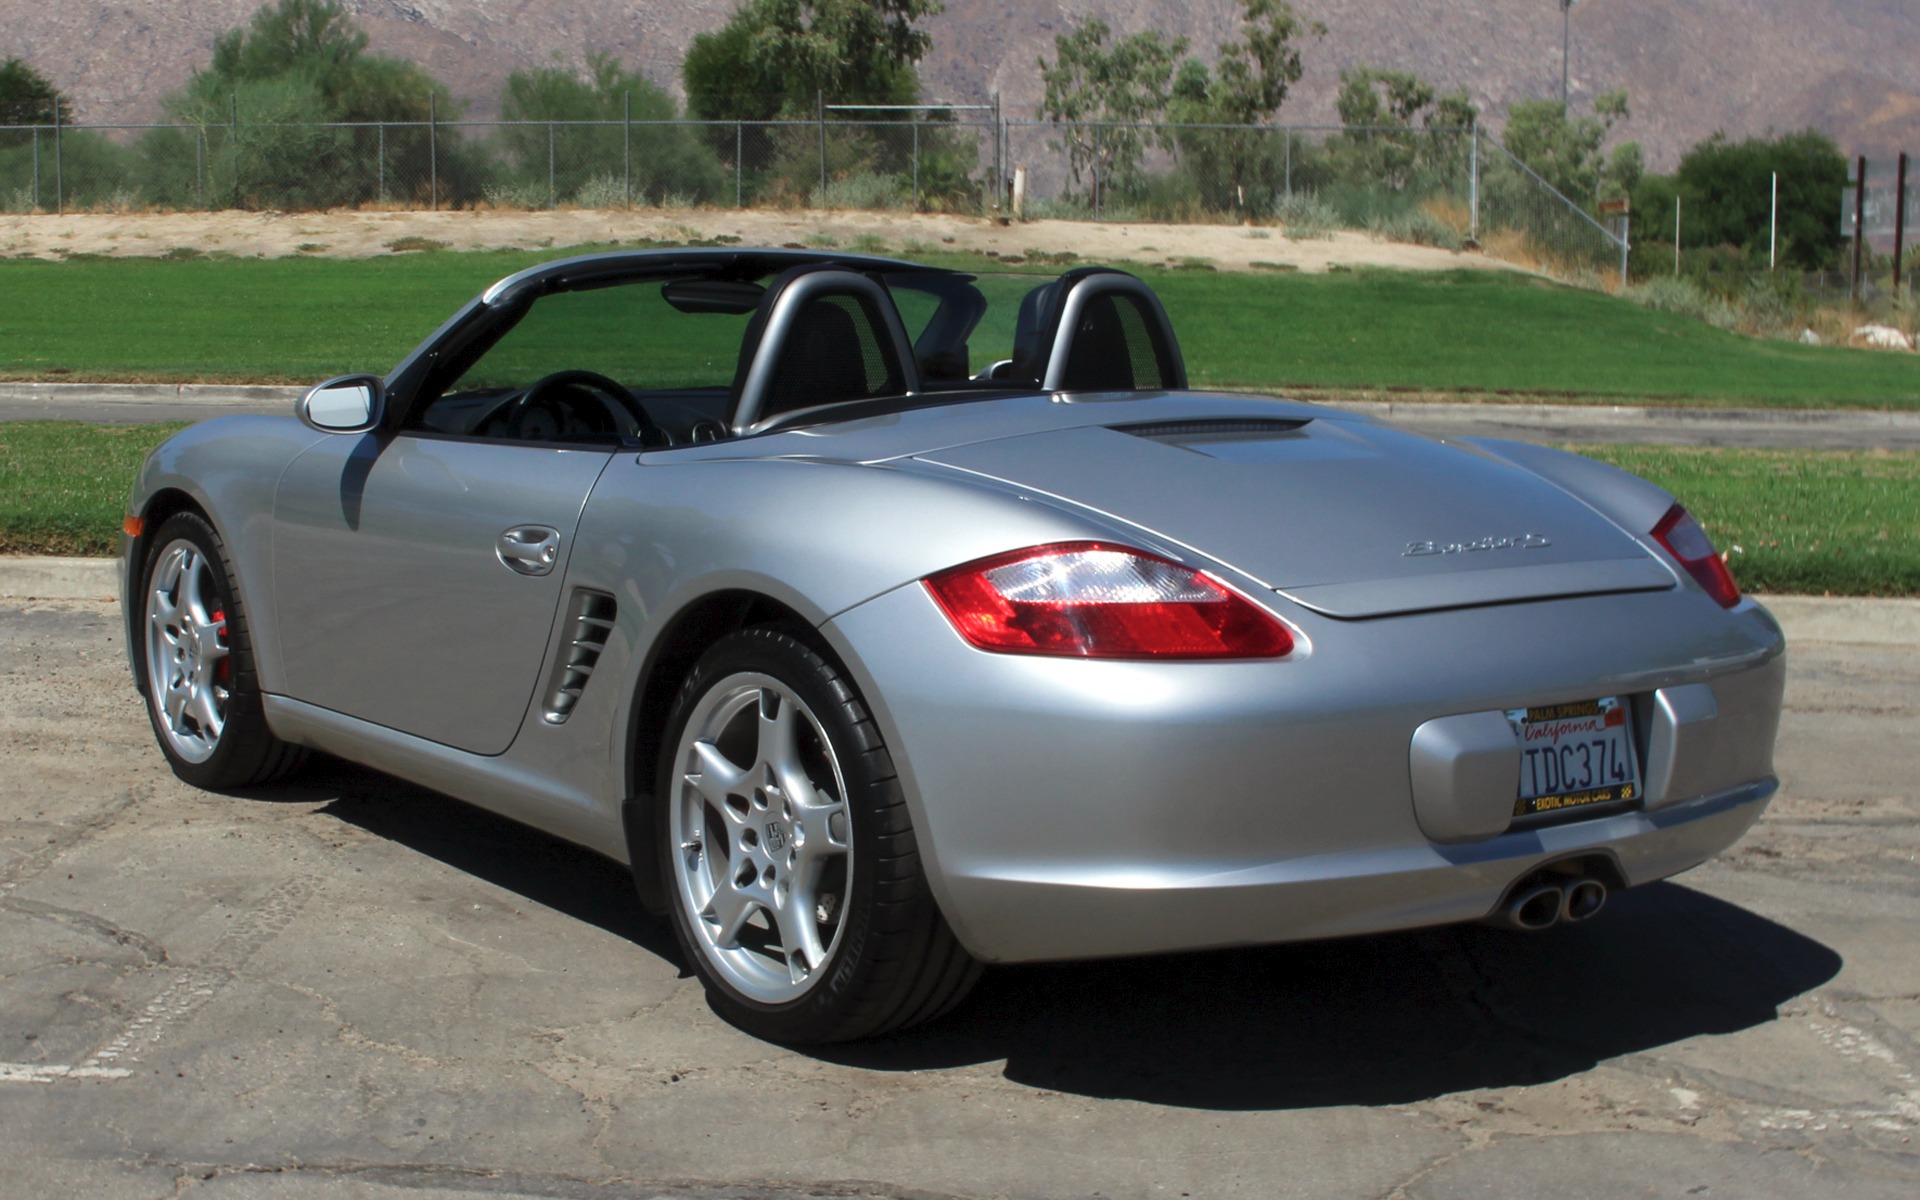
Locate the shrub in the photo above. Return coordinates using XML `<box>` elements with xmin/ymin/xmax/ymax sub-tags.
<box><xmin>1271</xmin><ymin>192</ymin><xmax>1338</xmax><ymax>240</ymax></box>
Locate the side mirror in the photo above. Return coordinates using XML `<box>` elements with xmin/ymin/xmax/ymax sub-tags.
<box><xmin>298</xmin><ymin>375</ymin><xmax>385</xmax><ymax>433</ymax></box>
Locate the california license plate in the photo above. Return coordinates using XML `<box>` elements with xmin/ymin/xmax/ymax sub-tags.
<box><xmin>1507</xmin><ymin>697</ymin><xmax>1640</xmax><ymax>819</ymax></box>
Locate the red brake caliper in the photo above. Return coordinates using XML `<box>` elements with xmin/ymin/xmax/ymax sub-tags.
<box><xmin>211</xmin><ymin>608</ymin><xmax>231</xmax><ymax>683</ymax></box>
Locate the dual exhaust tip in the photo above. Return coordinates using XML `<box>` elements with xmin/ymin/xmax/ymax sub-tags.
<box><xmin>1489</xmin><ymin>876</ymin><xmax>1608</xmax><ymax>932</ymax></box>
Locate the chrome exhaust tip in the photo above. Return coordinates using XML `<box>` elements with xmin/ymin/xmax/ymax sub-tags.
<box><xmin>1499</xmin><ymin>884</ymin><xmax>1565</xmax><ymax>931</ymax></box>
<box><xmin>1560</xmin><ymin>878</ymin><xmax>1608</xmax><ymax>923</ymax></box>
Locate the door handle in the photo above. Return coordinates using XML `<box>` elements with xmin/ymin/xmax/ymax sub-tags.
<box><xmin>497</xmin><ymin>525</ymin><xmax>561</xmax><ymax>576</ymax></box>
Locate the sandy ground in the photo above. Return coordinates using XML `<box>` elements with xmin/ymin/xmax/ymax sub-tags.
<box><xmin>0</xmin><ymin>205</ymin><xmax>1510</xmax><ymax>273</ymax></box>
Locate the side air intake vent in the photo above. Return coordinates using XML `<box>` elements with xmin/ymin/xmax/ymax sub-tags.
<box><xmin>1114</xmin><ymin>417</ymin><xmax>1310</xmax><ymax>446</ymax></box>
<box><xmin>542</xmin><ymin>589</ymin><xmax>617</xmax><ymax>724</ymax></box>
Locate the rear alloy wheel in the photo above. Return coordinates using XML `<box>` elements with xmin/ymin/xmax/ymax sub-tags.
<box><xmin>140</xmin><ymin>513</ymin><xmax>304</xmax><ymax>789</ymax></box>
<box><xmin>658</xmin><ymin>628</ymin><xmax>978</xmax><ymax>1043</ymax></box>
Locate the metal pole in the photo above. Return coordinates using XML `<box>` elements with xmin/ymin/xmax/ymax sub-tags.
<box><xmin>817</xmin><ymin>90</ymin><xmax>827</xmax><ymax>204</ymax></box>
<box><xmin>377</xmin><ymin>123</ymin><xmax>386</xmax><ymax>204</ymax></box>
<box><xmin>31</xmin><ymin>127</ymin><xmax>39</xmax><ymax>210</ymax></box>
<box><xmin>623</xmin><ymin>92</ymin><xmax>632</xmax><ymax>209</ymax></box>
<box><xmin>1895</xmin><ymin>152</ymin><xmax>1910</xmax><ymax>293</ymax></box>
<box><xmin>54</xmin><ymin>107</ymin><xmax>62</xmax><ymax>215</ymax></box>
<box><xmin>1674</xmin><ymin>193</ymin><xmax>1681</xmax><ymax>276</ymax></box>
<box><xmin>735</xmin><ymin>122</ymin><xmax>743</xmax><ymax>208</ymax></box>
<box><xmin>230</xmin><ymin>93</ymin><xmax>239</xmax><ymax>209</ymax></box>
<box><xmin>1620</xmin><ymin>213</ymin><xmax>1629</xmax><ymax>290</ymax></box>
<box><xmin>1561</xmin><ymin>1</ymin><xmax>1572</xmax><ymax>109</ymax></box>
<box><xmin>1852</xmin><ymin>155</ymin><xmax>1867</xmax><ymax>302</ymax></box>
<box><xmin>1769</xmin><ymin>171</ymin><xmax>1778</xmax><ymax>270</ymax></box>
<box><xmin>1284</xmin><ymin>127</ymin><xmax>1293</xmax><ymax>198</ymax></box>
<box><xmin>1468</xmin><ymin>120</ymin><xmax>1478</xmax><ymax>240</ymax></box>
<box><xmin>429</xmin><ymin>93</ymin><xmax>439</xmax><ymax>212</ymax></box>
<box><xmin>548</xmin><ymin>122</ymin><xmax>556</xmax><ymax>209</ymax></box>
<box><xmin>195</xmin><ymin>126</ymin><xmax>205</xmax><ymax>202</ymax></box>
<box><xmin>912</xmin><ymin>120</ymin><xmax>920</xmax><ymax>211</ymax></box>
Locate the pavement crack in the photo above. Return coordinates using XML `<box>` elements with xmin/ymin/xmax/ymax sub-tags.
<box><xmin>1</xmin><ymin>896</ymin><xmax>169</xmax><ymax>965</ymax></box>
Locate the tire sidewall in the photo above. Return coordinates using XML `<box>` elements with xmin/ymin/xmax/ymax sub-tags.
<box><xmin>655</xmin><ymin>628</ymin><xmax>892</xmax><ymax>1043</ymax></box>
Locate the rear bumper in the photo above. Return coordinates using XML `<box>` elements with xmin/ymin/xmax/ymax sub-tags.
<box><xmin>826</xmin><ymin>584</ymin><xmax>1786</xmax><ymax>964</ymax></box>
<box><xmin>929</xmin><ymin>778</ymin><xmax>1772</xmax><ymax>962</ymax></box>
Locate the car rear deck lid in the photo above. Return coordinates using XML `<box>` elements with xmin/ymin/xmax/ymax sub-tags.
<box><xmin>1279</xmin><ymin>556</ymin><xmax>1675</xmax><ymax>618</ymax></box>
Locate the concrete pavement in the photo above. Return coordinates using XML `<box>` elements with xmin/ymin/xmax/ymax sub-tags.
<box><xmin>1</xmin><ymin>594</ymin><xmax>1916</xmax><ymax>1198</ymax></box>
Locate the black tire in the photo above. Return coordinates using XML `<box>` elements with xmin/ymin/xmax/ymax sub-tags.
<box><xmin>655</xmin><ymin>627</ymin><xmax>980</xmax><ymax>1043</ymax></box>
<box><xmin>137</xmin><ymin>512</ymin><xmax>306</xmax><ymax>790</ymax></box>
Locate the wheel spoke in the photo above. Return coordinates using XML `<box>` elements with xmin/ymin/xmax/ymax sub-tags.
<box><xmin>772</xmin><ymin>895</ymin><xmax>827</xmax><ymax>983</ymax></box>
<box><xmin>162</xmin><ymin>678</ymin><xmax>191</xmax><ymax>730</ymax></box>
<box><xmin>188</xmin><ymin>684</ymin><xmax>225</xmax><ymax>742</ymax></box>
<box><xmin>702</xmin><ymin>877</ymin><xmax>762</xmax><ymax>948</ymax></box>
<box><xmin>686</xmin><ymin>739</ymin><xmax>748</xmax><ymax>810</ymax></box>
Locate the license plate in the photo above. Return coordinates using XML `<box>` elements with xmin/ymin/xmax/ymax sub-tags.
<box><xmin>1507</xmin><ymin>697</ymin><xmax>1640</xmax><ymax>819</ymax></box>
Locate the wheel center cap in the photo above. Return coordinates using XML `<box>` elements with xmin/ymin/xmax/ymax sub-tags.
<box><xmin>763</xmin><ymin>821</ymin><xmax>787</xmax><ymax>853</ymax></box>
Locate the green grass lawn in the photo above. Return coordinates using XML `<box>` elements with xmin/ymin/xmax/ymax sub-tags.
<box><xmin>1573</xmin><ymin>445</ymin><xmax>1920</xmax><ymax>597</ymax></box>
<box><xmin>6</xmin><ymin>419</ymin><xmax>1915</xmax><ymax>596</ymax></box>
<box><xmin>0</xmin><ymin>421</ymin><xmax>186</xmax><ymax>555</ymax></box>
<box><xmin>3</xmin><ymin>251</ymin><xmax>1917</xmax><ymax>407</ymax></box>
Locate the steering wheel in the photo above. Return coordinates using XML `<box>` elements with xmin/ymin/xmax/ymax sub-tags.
<box><xmin>506</xmin><ymin>370</ymin><xmax>654</xmax><ymax>440</ymax></box>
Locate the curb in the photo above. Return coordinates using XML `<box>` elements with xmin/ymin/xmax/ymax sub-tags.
<box><xmin>5</xmin><ymin>383</ymin><xmax>1919</xmax><ymax>435</ymax></box>
<box><xmin>7</xmin><ymin>555</ymin><xmax>1917</xmax><ymax>647</ymax></box>
<box><xmin>1335</xmin><ymin>399</ymin><xmax>1920</xmax><ymax>431</ymax></box>
<box><xmin>0</xmin><ymin>382</ymin><xmax>305</xmax><ymax>406</ymax></box>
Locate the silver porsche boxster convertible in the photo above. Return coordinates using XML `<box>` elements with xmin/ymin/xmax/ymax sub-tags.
<box><xmin>123</xmin><ymin>249</ymin><xmax>1785</xmax><ymax>1042</ymax></box>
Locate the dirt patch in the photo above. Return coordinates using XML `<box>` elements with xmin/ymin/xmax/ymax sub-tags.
<box><xmin>0</xmin><ymin>206</ymin><xmax>1513</xmax><ymax>274</ymax></box>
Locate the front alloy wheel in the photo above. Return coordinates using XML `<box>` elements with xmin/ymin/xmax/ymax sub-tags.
<box><xmin>145</xmin><ymin>537</ymin><xmax>231</xmax><ymax>764</ymax></box>
<box><xmin>137</xmin><ymin>512</ymin><xmax>304</xmax><ymax>789</ymax></box>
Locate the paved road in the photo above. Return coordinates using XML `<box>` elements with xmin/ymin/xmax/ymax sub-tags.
<box><xmin>2</xmin><ymin>597</ymin><xmax>1917</xmax><ymax>1198</ymax></box>
<box><xmin>5</xmin><ymin>383</ymin><xmax>1920</xmax><ymax>449</ymax></box>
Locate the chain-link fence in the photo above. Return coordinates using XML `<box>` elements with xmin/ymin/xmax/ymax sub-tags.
<box><xmin>0</xmin><ymin>115</ymin><xmax>1628</xmax><ymax>284</ymax></box>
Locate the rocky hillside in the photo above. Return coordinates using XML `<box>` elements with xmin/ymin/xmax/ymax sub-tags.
<box><xmin>4</xmin><ymin>0</ymin><xmax>1916</xmax><ymax>168</ymax></box>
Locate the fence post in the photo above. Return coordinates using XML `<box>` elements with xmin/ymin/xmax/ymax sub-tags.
<box><xmin>1468</xmin><ymin>119</ymin><xmax>1479</xmax><ymax>242</ymax></box>
<box><xmin>377</xmin><ymin>123</ymin><xmax>386</xmax><ymax>204</ymax></box>
<box><xmin>1092</xmin><ymin>123</ymin><xmax>1102</xmax><ymax>218</ymax></box>
<box><xmin>1284</xmin><ymin>127</ymin><xmax>1292</xmax><ymax>198</ymax></box>
<box><xmin>31</xmin><ymin>127</ymin><xmax>39</xmax><ymax>210</ymax></box>
<box><xmin>912</xmin><ymin>120</ymin><xmax>920</xmax><ymax>211</ymax></box>
<box><xmin>735</xmin><ymin>122</ymin><xmax>743</xmax><ymax>208</ymax></box>
<box><xmin>817</xmin><ymin>91</ymin><xmax>827</xmax><ymax>205</ymax></box>
<box><xmin>53</xmin><ymin>107</ymin><xmax>62</xmax><ymax>215</ymax></box>
<box><xmin>1895</xmin><ymin>152</ymin><xmax>1910</xmax><ymax>295</ymax></box>
<box><xmin>1852</xmin><ymin>155</ymin><xmax>1867</xmax><ymax>303</ymax></box>
<box><xmin>429</xmin><ymin>93</ymin><xmax>439</xmax><ymax>212</ymax></box>
<box><xmin>623</xmin><ymin>92</ymin><xmax>632</xmax><ymax>209</ymax></box>
<box><xmin>230</xmin><ymin>93</ymin><xmax>240</xmax><ymax>209</ymax></box>
<box><xmin>548</xmin><ymin>122</ymin><xmax>556</xmax><ymax>209</ymax></box>
<box><xmin>195</xmin><ymin>126</ymin><xmax>204</xmax><ymax>201</ymax></box>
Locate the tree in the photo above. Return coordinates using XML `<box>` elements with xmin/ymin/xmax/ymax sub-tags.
<box><xmin>1501</xmin><ymin>90</ymin><xmax>1630</xmax><ymax>204</ymax></box>
<box><xmin>683</xmin><ymin>0</ymin><xmax>941</xmax><ymax>121</ymax></box>
<box><xmin>157</xmin><ymin>0</ymin><xmax>463</xmax><ymax>208</ymax></box>
<box><xmin>0</xmin><ymin>58</ymin><xmax>72</xmax><ymax>127</ymax></box>
<box><xmin>1634</xmin><ymin>129</ymin><xmax>1848</xmax><ymax>270</ymax></box>
<box><xmin>1038</xmin><ymin>19</ymin><xmax>1189</xmax><ymax>198</ymax></box>
<box><xmin>1328</xmin><ymin>67</ymin><xmax>1477</xmax><ymax>190</ymax></box>
<box><xmin>496</xmin><ymin>53</ymin><xmax>724</xmax><ymax>206</ymax></box>
<box><xmin>1164</xmin><ymin>0</ymin><xmax>1323</xmax><ymax>212</ymax></box>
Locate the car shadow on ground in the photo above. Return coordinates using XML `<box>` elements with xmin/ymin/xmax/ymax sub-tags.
<box><xmin>279</xmin><ymin>759</ymin><xmax>1839</xmax><ymax>1112</ymax></box>
<box><xmin>821</xmin><ymin>882</ymin><xmax>1841</xmax><ymax>1110</ymax></box>
<box><xmin>266</xmin><ymin>758</ymin><xmax>688</xmax><ymax>968</ymax></box>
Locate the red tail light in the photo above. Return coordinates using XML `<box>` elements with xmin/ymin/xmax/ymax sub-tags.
<box><xmin>1651</xmin><ymin>505</ymin><xmax>1740</xmax><ymax>609</ymax></box>
<box><xmin>924</xmin><ymin>542</ymin><xmax>1294</xmax><ymax>659</ymax></box>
